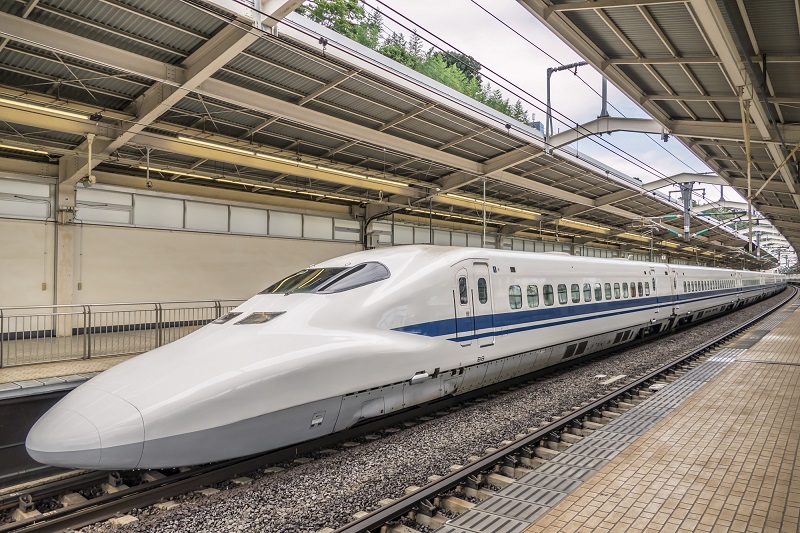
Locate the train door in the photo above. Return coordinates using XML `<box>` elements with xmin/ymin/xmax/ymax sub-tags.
<box><xmin>649</xmin><ymin>267</ymin><xmax>659</xmax><ymax>316</ymax></box>
<box><xmin>472</xmin><ymin>262</ymin><xmax>495</xmax><ymax>347</ymax></box>
<box><xmin>668</xmin><ymin>267</ymin><xmax>679</xmax><ymax>316</ymax></box>
<box><xmin>454</xmin><ymin>268</ymin><xmax>473</xmax><ymax>347</ymax></box>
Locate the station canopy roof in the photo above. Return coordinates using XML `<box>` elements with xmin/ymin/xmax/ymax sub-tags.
<box><xmin>519</xmin><ymin>0</ymin><xmax>800</xmax><ymax>264</ymax></box>
<box><xmin>0</xmin><ymin>0</ymin><xmax>781</xmax><ymax>267</ymax></box>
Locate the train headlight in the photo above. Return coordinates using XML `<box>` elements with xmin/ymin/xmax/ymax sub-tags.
<box><xmin>235</xmin><ymin>312</ymin><xmax>285</xmax><ymax>325</ymax></box>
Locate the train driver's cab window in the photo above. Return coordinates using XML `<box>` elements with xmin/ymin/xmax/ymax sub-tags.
<box><xmin>637</xmin><ymin>282</ymin><xmax>644</xmax><ymax>296</ymax></box>
<box><xmin>543</xmin><ymin>284</ymin><xmax>555</xmax><ymax>306</ymax></box>
<box><xmin>509</xmin><ymin>285</ymin><xmax>522</xmax><ymax>309</ymax></box>
<box><xmin>594</xmin><ymin>283</ymin><xmax>603</xmax><ymax>301</ymax></box>
<box><xmin>477</xmin><ymin>278</ymin><xmax>488</xmax><ymax>304</ymax></box>
<box><xmin>558</xmin><ymin>284</ymin><xmax>568</xmax><ymax>305</ymax></box>
<box><xmin>614</xmin><ymin>283</ymin><xmax>621</xmax><ymax>299</ymax></box>
<box><xmin>623</xmin><ymin>282</ymin><xmax>629</xmax><ymax>298</ymax></box>
<box><xmin>631</xmin><ymin>282</ymin><xmax>637</xmax><ymax>297</ymax></box>
<box><xmin>604</xmin><ymin>283</ymin><xmax>612</xmax><ymax>300</ymax></box>
<box><xmin>459</xmin><ymin>277</ymin><xmax>468</xmax><ymax>304</ymax></box>
<box><xmin>571</xmin><ymin>284</ymin><xmax>580</xmax><ymax>303</ymax></box>
<box><xmin>583</xmin><ymin>283</ymin><xmax>592</xmax><ymax>302</ymax></box>
<box><xmin>527</xmin><ymin>285</ymin><xmax>539</xmax><ymax>308</ymax></box>
<box><xmin>644</xmin><ymin>282</ymin><xmax>650</xmax><ymax>296</ymax></box>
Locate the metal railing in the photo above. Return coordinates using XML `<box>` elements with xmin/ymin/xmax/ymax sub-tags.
<box><xmin>0</xmin><ymin>299</ymin><xmax>245</xmax><ymax>368</ymax></box>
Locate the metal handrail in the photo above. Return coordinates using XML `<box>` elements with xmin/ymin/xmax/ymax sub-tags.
<box><xmin>0</xmin><ymin>298</ymin><xmax>246</xmax><ymax>368</ymax></box>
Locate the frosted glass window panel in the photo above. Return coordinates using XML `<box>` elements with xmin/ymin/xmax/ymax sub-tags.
<box><xmin>77</xmin><ymin>206</ymin><xmax>131</xmax><ymax>224</ymax></box>
<box><xmin>0</xmin><ymin>198</ymin><xmax>49</xmax><ymax>218</ymax></box>
<box><xmin>534</xmin><ymin>241</ymin><xmax>544</xmax><ymax>252</ymax></box>
<box><xmin>414</xmin><ymin>226</ymin><xmax>431</xmax><ymax>244</ymax></box>
<box><xmin>133</xmin><ymin>195</ymin><xmax>183</xmax><ymax>228</ymax></box>
<box><xmin>484</xmin><ymin>235</ymin><xmax>496</xmax><ymax>248</ymax></box>
<box><xmin>269</xmin><ymin>211</ymin><xmax>302</xmax><ymax>238</ymax></box>
<box><xmin>230</xmin><ymin>206</ymin><xmax>268</xmax><ymax>235</ymax></box>
<box><xmin>334</xmin><ymin>219</ymin><xmax>360</xmax><ymax>241</ymax></box>
<box><xmin>186</xmin><ymin>201</ymin><xmax>228</xmax><ymax>232</ymax></box>
<box><xmin>304</xmin><ymin>215</ymin><xmax>332</xmax><ymax>240</ymax></box>
<box><xmin>467</xmin><ymin>234</ymin><xmax>482</xmax><ymax>248</ymax></box>
<box><xmin>512</xmin><ymin>239</ymin><xmax>523</xmax><ymax>251</ymax></box>
<box><xmin>77</xmin><ymin>188</ymin><xmax>132</xmax><ymax>206</ymax></box>
<box><xmin>451</xmin><ymin>232</ymin><xmax>467</xmax><ymax>247</ymax></box>
<box><xmin>501</xmin><ymin>239</ymin><xmax>512</xmax><ymax>250</ymax></box>
<box><xmin>388</xmin><ymin>225</ymin><xmax>409</xmax><ymax>245</ymax></box>
<box><xmin>0</xmin><ymin>179</ymin><xmax>50</xmax><ymax>197</ymax></box>
<box><xmin>433</xmin><ymin>229</ymin><xmax>450</xmax><ymax>246</ymax></box>
<box><xmin>524</xmin><ymin>240</ymin><xmax>534</xmax><ymax>252</ymax></box>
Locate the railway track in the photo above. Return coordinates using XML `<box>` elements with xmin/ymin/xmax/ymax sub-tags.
<box><xmin>332</xmin><ymin>286</ymin><xmax>798</xmax><ymax>533</ymax></box>
<box><xmin>1</xmin><ymin>287</ymin><xmax>794</xmax><ymax>533</ymax></box>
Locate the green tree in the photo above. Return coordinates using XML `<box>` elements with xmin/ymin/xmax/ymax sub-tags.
<box><xmin>298</xmin><ymin>0</ymin><xmax>532</xmax><ymax>125</ymax></box>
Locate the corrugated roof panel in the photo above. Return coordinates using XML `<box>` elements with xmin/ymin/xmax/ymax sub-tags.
<box><xmin>302</xmin><ymin>99</ymin><xmax>384</xmax><ymax>129</ymax></box>
<box><xmin>741</xmin><ymin>0</ymin><xmax>800</xmax><ymax>55</ymax></box>
<box><xmin>712</xmin><ymin>101</ymin><xmax>740</xmax><ymax>122</ymax></box>
<box><xmin>338</xmin><ymin>76</ymin><xmax>427</xmax><ymax>116</ymax></box>
<box><xmin>602</xmin><ymin>6</ymin><xmax>671</xmax><ymax>57</ymax></box>
<box><xmin>246</xmin><ymin>38</ymin><xmax>345</xmax><ymax>85</ymax></box>
<box><xmin>224</xmin><ymin>54</ymin><xmax>317</xmax><ymax>97</ymax></box>
<box><xmin>565</xmin><ymin>11</ymin><xmax>638</xmax><ymax>59</ymax></box>
<box><xmin>645</xmin><ymin>3</ymin><xmax>712</xmax><ymax>57</ymax></box>
<box><xmin>212</xmin><ymin>69</ymin><xmax>300</xmax><ymax>102</ymax></box>
<box><xmin>316</xmin><ymin>88</ymin><xmax>401</xmax><ymax>124</ymax></box>
<box><xmin>682</xmin><ymin>64</ymin><xmax>735</xmax><ymax>96</ymax></box>
<box><xmin>619</xmin><ymin>65</ymin><xmax>670</xmax><ymax>96</ymax></box>
<box><xmin>650</xmin><ymin>64</ymin><xmax>705</xmax><ymax>94</ymax></box>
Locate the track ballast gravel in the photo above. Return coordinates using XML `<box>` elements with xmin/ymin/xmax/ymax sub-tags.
<box><xmin>83</xmin><ymin>290</ymin><xmax>791</xmax><ymax>533</ymax></box>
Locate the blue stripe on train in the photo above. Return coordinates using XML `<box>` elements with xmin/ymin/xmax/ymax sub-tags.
<box><xmin>392</xmin><ymin>285</ymin><xmax>777</xmax><ymax>340</ymax></box>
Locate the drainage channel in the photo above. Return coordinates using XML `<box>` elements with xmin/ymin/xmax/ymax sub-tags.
<box><xmin>331</xmin><ymin>289</ymin><xmax>798</xmax><ymax>533</ymax></box>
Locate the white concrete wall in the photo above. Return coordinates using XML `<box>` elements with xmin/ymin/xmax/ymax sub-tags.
<box><xmin>72</xmin><ymin>225</ymin><xmax>362</xmax><ymax>303</ymax></box>
<box><xmin>0</xmin><ymin>219</ymin><xmax>55</xmax><ymax>307</ymax></box>
<box><xmin>0</xmin><ymin>218</ymin><xmax>361</xmax><ymax>306</ymax></box>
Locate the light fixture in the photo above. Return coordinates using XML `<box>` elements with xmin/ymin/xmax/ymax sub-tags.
<box><xmin>177</xmin><ymin>135</ymin><xmax>255</xmax><ymax>156</ymax></box>
<box><xmin>0</xmin><ymin>96</ymin><xmax>89</xmax><ymax>120</ymax></box>
<box><xmin>180</xmin><ymin>136</ymin><xmax>411</xmax><ymax>189</ymax></box>
<box><xmin>445</xmin><ymin>193</ymin><xmax>540</xmax><ymax>217</ymax></box>
<box><xmin>137</xmin><ymin>166</ymin><xmax>272</xmax><ymax>189</ymax></box>
<box><xmin>0</xmin><ymin>142</ymin><xmax>49</xmax><ymax>155</ymax></box>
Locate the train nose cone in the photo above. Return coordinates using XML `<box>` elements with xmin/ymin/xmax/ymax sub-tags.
<box><xmin>25</xmin><ymin>386</ymin><xmax>145</xmax><ymax>470</ymax></box>
<box><xmin>26</xmin><ymin>408</ymin><xmax>102</xmax><ymax>468</ymax></box>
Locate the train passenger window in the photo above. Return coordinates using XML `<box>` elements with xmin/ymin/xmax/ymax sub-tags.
<box><xmin>527</xmin><ymin>285</ymin><xmax>539</xmax><ymax>308</ymax></box>
<box><xmin>614</xmin><ymin>283</ymin><xmax>621</xmax><ymax>299</ymax></box>
<box><xmin>604</xmin><ymin>283</ymin><xmax>612</xmax><ymax>300</ymax></box>
<box><xmin>644</xmin><ymin>282</ymin><xmax>650</xmax><ymax>296</ymax></box>
<box><xmin>508</xmin><ymin>285</ymin><xmax>522</xmax><ymax>309</ymax></box>
<box><xmin>558</xmin><ymin>284</ymin><xmax>568</xmax><ymax>305</ymax></box>
<box><xmin>683</xmin><ymin>281</ymin><xmax>687</xmax><ymax>292</ymax></box>
<box><xmin>543</xmin><ymin>285</ymin><xmax>555</xmax><ymax>306</ymax></box>
<box><xmin>652</xmin><ymin>278</ymin><xmax>656</xmax><ymax>293</ymax></box>
<box><xmin>459</xmin><ymin>277</ymin><xmax>469</xmax><ymax>304</ymax></box>
<box><xmin>594</xmin><ymin>283</ymin><xmax>603</xmax><ymax>301</ymax></box>
<box><xmin>583</xmin><ymin>283</ymin><xmax>592</xmax><ymax>302</ymax></box>
<box><xmin>631</xmin><ymin>282</ymin><xmax>637</xmax><ymax>297</ymax></box>
<box><xmin>623</xmin><ymin>283</ymin><xmax>629</xmax><ymax>298</ymax></box>
<box><xmin>569</xmin><ymin>284</ymin><xmax>579</xmax><ymax>303</ymax></box>
<box><xmin>477</xmin><ymin>278</ymin><xmax>488</xmax><ymax>304</ymax></box>
<box><xmin>638</xmin><ymin>282</ymin><xmax>644</xmax><ymax>296</ymax></box>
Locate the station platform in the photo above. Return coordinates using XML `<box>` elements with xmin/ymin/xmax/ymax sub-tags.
<box><xmin>440</xmin><ymin>297</ymin><xmax>800</xmax><ymax>533</ymax></box>
<box><xmin>0</xmin><ymin>354</ymin><xmax>134</xmax><ymax>399</ymax></box>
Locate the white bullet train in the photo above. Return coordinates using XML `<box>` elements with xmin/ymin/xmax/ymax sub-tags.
<box><xmin>26</xmin><ymin>246</ymin><xmax>785</xmax><ymax>469</ymax></box>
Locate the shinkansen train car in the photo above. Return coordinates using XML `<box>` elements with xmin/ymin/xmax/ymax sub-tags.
<box><xmin>26</xmin><ymin>246</ymin><xmax>786</xmax><ymax>469</ymax></box>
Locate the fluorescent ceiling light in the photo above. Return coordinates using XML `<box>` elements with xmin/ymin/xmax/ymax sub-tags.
<box><xmin>0</xmin><ymin>142</ymin><xmax>49</xmax><ymax>155</ymax></box>
<box><xmin>445</xmin><ymin>193</ymin><xmax>540</xmax><ymax>217</ymax></box>
<box><xmin>0</xmin><ymin>96</ymin><xmax>89</xmax><ymax>120</ymax></box>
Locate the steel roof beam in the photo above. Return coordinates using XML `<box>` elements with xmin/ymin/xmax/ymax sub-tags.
<box><xmin>546</xmin><ymin>0</ymin><xmax>685</xmax><ymax>14</ymax></box>
<box><xmin>606</xmin><ymin>57</ymin><xmax>721</xmax><ymax>65</ymax></box>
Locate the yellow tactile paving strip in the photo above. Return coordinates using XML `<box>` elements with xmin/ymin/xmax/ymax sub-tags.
<box><xmin>526</xmin><ymin>309</ymin><xmax>800</xmax><ymax>533</ymax></box>
<box><xmin>0</xmin><ymin>354</ymin><xmax>135</xmax><ymax>383</ymax></box>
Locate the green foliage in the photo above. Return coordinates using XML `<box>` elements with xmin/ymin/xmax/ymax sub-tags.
<box><xmin>297</xmin><ymin>0</ymin><xmax>532</xmax><ymax>125</ymax></box>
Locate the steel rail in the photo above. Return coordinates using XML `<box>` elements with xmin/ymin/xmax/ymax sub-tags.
<box><xmin>332</xmin><ymin>286</ymin><xmax>798</xmax><ymax>533</ymax></box>
<box><xmin>3</xmin><ymin>288</ymin><xmax>793</xmax><ymax>533</ymax></box>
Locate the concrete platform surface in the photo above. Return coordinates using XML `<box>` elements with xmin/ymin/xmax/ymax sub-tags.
<box><xmin>524</xmin><ymin>302</ymin><xmax>800</xmax><ymax>533</ymax></box>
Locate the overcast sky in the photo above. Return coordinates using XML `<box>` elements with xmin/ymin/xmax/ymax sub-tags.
<box><xmin>375</xmin><ymin>0</ymin><xmax>740</xmax><ymax>204</ymax></box>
